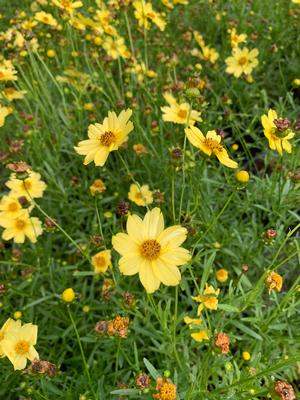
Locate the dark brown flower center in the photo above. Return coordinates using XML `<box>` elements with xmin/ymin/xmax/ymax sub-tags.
<box><xmin>140</xmin><ymin>240</ymin><xmax>161</xmax><ymax>260</ymax></box>
<box><xmin>100</xmin><ymin>131</ymin><xmax>116</xmax><ymax>147</ymax></box>
<box><xmin>238</xmin><ymin>56</ymin><xmax>247</xmax><ymax>66</ymax></box>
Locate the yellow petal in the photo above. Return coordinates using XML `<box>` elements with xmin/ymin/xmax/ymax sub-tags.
<box><xmin>139</xmin><ymin>259</ymin><xmax>160</xmax><ymax>293</ymax></box>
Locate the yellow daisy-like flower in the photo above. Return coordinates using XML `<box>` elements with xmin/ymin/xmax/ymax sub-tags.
<box><xmin>225</xmin><ymin>47</ymin><xmax>259</xmax><ymax>78</ymax></box>
<box><xmin>0</xmin><ymin>195</ymin><xmax>23</xmax><ymax>219</ymax></box>
<box><xmin>229</xmin><ymin>28</ymin><xmax>247</xmax><ymax>48</ymax></box>
<box><xmin>0</xmin><ymin>210</ymin><xmax>43</xmax><ymax>243</ymax></box>
<box><xmin>0</xmin><ymin>63</ymin><xmax>17</xmax><ymax>81</ymax></box>
<box><xmin>292</xmin><ymin>0</ymin><xmax>300</xmax><ymax>3</ymax></box>
<box><xmin>6</xmin><ymin>171</ymin><xmax>47</xmax><ymax>200</ymax></box>
<box><xmin>112</xmin><ymin>208</ymin><xmax>191</xmax><ymax>293</ymax></box>
<box><xmin>192</xmin><ymin>284</ymin><xmax>220</xmax><ymax>315</ymax></box>
<box><xmin>191</xmin><ymin>330</ymin><xmax>209</xmax><ymax>342</ymax></box>
<box><xmin>0</xmin><ymin>105</ymin><xmax>12</xmax><ymax>127</ymax></box>
<box><xmin>161</xmin><ymin>93</ymin><xmax>201</xmax><ymax>126</ymax></box>
<box><xmin>52</xmin><ymin>0</ymin><xmax>83</xmax><ymax>14</ymax></box>
<box><xmin>91</xmin><ymin>250</ymin><xmax>112</xmax><ymax>274</ymax></box>
<box><xmin>1</xmin><ymin>321</ymin><xmax>39</xmax><ymax>370</ymax></box>
<box><xmin>185</xmin><ymin>127</ymin><xmax>238</xmax><ymax>169</ymax></box>
<box><xmin>74</xmin><ymin>109</ymin><xmax>134</xmax><ymax>167</ymax></box>
<box><xmin>34</xmin><ymin>11</ymin><xmax>58</xmax><ymax>27</ymax></box>
<box><xmin>2</xmin><ymin>87</ymin><xmax>26</xmax><ymax>101</ymax></box>
<box><xmin>0</xmin><ymin>318</ymin><xmax>19</xmax><ymax>357</ymax></box>
<box><xmin>102</xmin><ymin>36</ymin><xmax>131</xmax><ymax>60</ymax></box>
<box><xmin>261</xmin><ymin>109</ymin><xmax>295</xmax><ymax>155</ymax></box>
<box><xmin>128</xmin><ymin>184</ymin><xmax>153</xmax><ymax>207</ymax></box>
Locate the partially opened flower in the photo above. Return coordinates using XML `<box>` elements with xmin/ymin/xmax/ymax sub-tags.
<box><xmin>0</xmin><ymin>209</ymin><xmax>43</xmax><ymax>243</ymax></box>
<box><xmin>185</xmin><ymin>127</ymin><xmax>238</xmax><ymax>168</ymax></box>
<box><xmin>265</xmin><ymin>271</ymin><xmax>282</xmax><ymax>294</ymax></box>
<box><xmin>74</xmin><ymin>109</ymin><xmax>134</xmax><ymax>167</ymax></box>
<box><xmin>191</xmin><ymin>330</ymin><xmax>209</xmax><ymax>342</ymax></box>
<box><xmin>1</xmin><ymin>321</ymin><xmax>39</xmax><ymax>370</ymax></box>
<box><xmin>128</xmin><ymin>184</ymin><xmax>153</xmax><ymax>207</ymax></box>
<box><xmin>192</xmin><ymin>284</ymin><xmax>220</xmax><ymax>315</ymax></box>
<box><xmin>161</xmin><ymin>93</ymin><xmax>201</xmax><ymax>126</ymax></box>
<box><xmin>92</xmin><ymin>250</ymin><xmax>112</xmax><ymax>274</ymax></box>
<box><xmin>261</xmin><ymin>109</ymin><xmax>294</xmax><ymax>155</ymax></box>
<box><xmin>112</xmin><ymin>208</ymin><xmax>191</xmax><ymax>293</ymax></box>
<box><xmin>6</xmin><ymin>171</ymin><xmax>47</xmax><ymax>200</ymax></box>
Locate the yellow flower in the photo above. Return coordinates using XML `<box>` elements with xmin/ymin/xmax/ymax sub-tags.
<box><xmin>193</xmin><ymin>31</ymin><xmax>219</xmax><ymax>64</ymax></box>
<box><xmin>133</xmin><ymin>1</ymin><xmax>166</xmax><ymax>31</ymax></box>
<box><xmin>161</xmin><ymin>93</ymin><xmax>201</xmax><ymax>126</ymax></box>
<box><xmin>6</xmin><ymin>171</ymin><xmax>47</xmax><ymax>200</ymax></box>
<box><xmin>191</xmin><ymin>330</ymin><xmax>209</xmax><ymax>342</ymax></box>
<box><xmin>0</xmin><ymin>210</ymin><xmax>43</xmax><ymax>243</ymax></box>
<box><xmin>225</xmin><ymin>47</ymin><xmax>259</xmax><ymax>78</ymax></box>
<box><xmin>102</xmin><ymin>36</ymin><xmax>130</xmax><ymax>60</ymax></box>
<box><xmin>89</xmin><ymin>179</ymin><xmax>106</xmax><ymax>196</ymax></box>
<box><xmin>292</xmin><ymin>0</ymin><xmax>300</xmax><ymax>3</ymax></box>
<box><xmin>184</xmin><ymin>316</ymin><xmax>202</xmax><ymax>326</ymax></box>
<box><xmin>2</xmin><ymin>87</ymin><xmax>26</xmax><ymax>101</ymax></box>
<box><xmin>0</xmin><ymin>62</ymin><xmax>17</xmax><ymax>81</ymax></box>
<box><xmin>265</xmin><ymin>271</ymin><xmax>282</xmax><ymax>294</ymax></box>
<box><xmin>0</xmin><ymin>194</ymin><xmax>23</xmax><ymax>219</ymax></box>
<box><xmin>1</xmin><ymin>321</ymin><xmax>39</xmax><ymax>370</ymax></box>
<box><xmin>192</xmin><ymin>284</ymin><xmax>220</xmax><ymax>315</ymax></box>
<box><xmin>34</xmin><ymin>11</ymin><xmax>58</xmax><ymax>27</ymax></box>
<box><xmin>229</xmin><ymin>28</ymin><xmax>247</xmax><ymax>48</ymax></box>
<box><xmin>112</xmin><ymin>208</ymin><xmax>191</xmax><ymax>293</ymax></box>
<box><xmin>52</xmin><ymin>0</ymin><xmax>83</xmax><ymax>14</ymax></box>
<box><xmin>185</xmin><ymin>127</ymin><xmax>238</xmax><ymax>169</ymax></box>
<box><xmin>242</xmin><ymin>351</ymin><xmax>251</xmax><ymax>361</ymax></box>
<box><xmin>75</xmin><ymin>109</ymin><xmax>134</xmax><ymax>167</ymax></box>
<box><xmin>0</xmin><ymin>318</ymin><xmax>19</xmax><ymax>357</ymax></box>
<box><xmin>0</xmin><ymin>105</ymin><xmax>12</xmax><ymax>127</ymax></box>
<box><xmin>261</xmin><ymin>109</ymin><xmax>294</xmax><ymax>155</ymax></box>
<box><xmin>128</xmin><ymin>184</ymin><xmax>153</xmax><ymax>207</ymax></box>
<box><xmin>91</xmin><ymin>250</ymin><xmax>112</xmax><ymax>274</ymax></box>
<box><xmin>215</xmin><ymin>268</ymin><xmax>228</xmax><ymax>283</ymax></box>
<box><xmin>235</xmin><ymin>170</ymin><xmax>250</xmax><ymax>183</ymax></box>
<box><xmin>62</xmin><ymin>288</ymin><xmax>76</xmax><ymax>303</ymax></box>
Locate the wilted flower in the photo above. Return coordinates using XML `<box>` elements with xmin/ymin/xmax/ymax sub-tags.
<box><xmin>107</xmin><ymin>316</ymin><xmax>129</xmax><ymax>338</ymax></box>
<box><xmin>265</xmin><ymin>271</ymin><xmax>282</xmax><ymax>294</ymax></box>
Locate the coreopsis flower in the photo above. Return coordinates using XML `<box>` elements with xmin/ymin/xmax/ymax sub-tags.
<box><xmin>0</xmin><ymin>318</ymin><xmax>18</xmax><ymax>356</ymax></box>
<box><xmin>185</xmin><ymin>127</ymin><xmax>238</xmax><ymax>168</ymax></box>
<box><xmin>34</xmin><ymin>11</ymin><xmax>58</xmax><ymax>26</ymax></box>
<box><xmin>261</xmin><ymin>109</ymin><xmax>295</xmax><ymax>155</ymax></box>
<box><xmin>133</xmin><ymin>1</ymin><xmax>166</xmax><ymax>31</ymax></box>
<box><xmin>0</xmin><ymin>210</ymin><xmax>43</xmax><ymax>243</ymax></box>
<box><xmin>184</xmin><ymin>316</ymin><xmax>202</xmax><ymax>326</ymax></box>
<box><xmin>6</xmin><ymin>171</ymin><xmax>47</xmax><ymax>200</ymax></box>
<box><xmin>0</xmin><ymin>105</ymin><xmax>12</xmax><ymax>127</ymax></box>
<box><xmin>265</xmin><ymin>271</ymin><xmax>282</xmax><ymax>294</ymax></box>
<box><xmin>215</xmin><ymin>268</ymin><xmax>228</xmax><ymax>283</ymax></box>
<box><xmin>191</xmin><ymin>330</ymin><xmax>209</xmax><ymax>342</ymax></box>
<box><xmin>229</xmin><ymin>28</ymin><xmax>247</xmax><ymax>48</ymax></box>
<box><xmin>112</xmin><ymin>207</ymin><xmax>191</xmax><ymax>293</ymax></box>
<box><xmin>74</xmin><ymin>109</ymin><xmax>134</xmax><ymax>167</ymax></box>
<box><xmin>102</xmin><ymin>36</ymin><xmax>131</xmax><ymax>60</ymax></box>
<box><xmin>89</xmin><ymin>179</ymin><xmax>106</xmax><ymax>196</ymax></box>
<box><xmin>133</xmin><ymin>143</ymin><xmax>148</xmax><ymax>155</ymax></box>
<box><xmin>225</xmin><ymin>47</ymin><xmax>259</xmax><ymax>78</ymax></box>
<box><xmin>1</xmin><ymin>320</ymin><xmax>39</xmax><ymax>370</ymax></box>
<box><xmin>130</xmin><ymin>60</ymin><xmax>157</xmax><ymax>83</ymax></box>
<box><xmin>0</xmin><ymin>194</ymin><xmax>23</xmax><ymax>219</ymax></box>
<box><xmin>193</xmin><ymin>31</ymin><xmax>219</xmax><ymax>64</ymax></box>
<box><xmin>52</xmin><ymin>0</ymin><xmax>83</xmax><ymax>14</ymax></box>
<box><xmin>153</xmin><ymin>377</ymin><xmax>177</xmax><ymax>400</ymax></box>
<box><xmin>107</xmin><ymin>316</ymin><xmax>129</xmax><ymax>338</ymax></box>
<box><xmin>91</xmin><ymin>250</ymin><xmax>112</xmax><ymax>273</ymax></box>
<box><xmin>214</xmin><ymin>332</ymin><xmax>230</xmax><ymax>354</ymax></box>
<box><xmin>0</xmin><ymin>61</ymin><xmax>17</xmax><ymax>81</ymax></box>
<box><xmin>161</xmin><ymin>93</ymin><xmax>201</xmax><ymax>126</ymax></box>
<box><xmin>2</xmin><ymin>88</ymin><xmax>26</xmax><ymax>101</ymax></box>
<box><xmin>192</xmin><ymin>284</ymin><xmax>220</xmax><ymax>314</ymax></box>
<box><xmin>128</xmin><ymin>184</ymin><xmax>153</xmax><ymax>207</ymax></box>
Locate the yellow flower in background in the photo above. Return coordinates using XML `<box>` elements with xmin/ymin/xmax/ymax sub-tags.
<box><xmin>184</xmin><ymin>316</ymin><xmax>202</xmax><ymax>326</ymax></box>
<box><xmin>215</xmin><ymin>268</ymin><xmax>228</xmax><ymax>283</ymax></box>
<box><xmin>0</xmin><ymin>61</ymin><xmax>17</xmax><ymax>81</ymax></box>
<box><xmin>89</xmin><ymin>179</ymin><xmax>106</xmax><ymax>196</ymax></box>
<box><xmin>0</xmin><ymin>195</ymin><xmax>23</xmax><ymax>219</ymax></box>
<box><xmin>52</xmin><ymin>0</ymin><xmax>83</xmax><ymax>14</ymax></box>
<box><xmin>0</xmin><ymin>210</ymin><xmax>43</xmax><ymax>243</ymax></box>
<box><xmin>128</xmin><ymin>184</ymin><xmax>153</xmax><ymax>207</ymax></box>
<box><xmin>292</xmin><ymin>0</ymin><xmax>300</xmax><ymax>3</ymax></box>
<box><xmin>0</xmin><ymin>319</ymin><xmax>19</xmax><ymax>357</ymax></box>
<box><xmin>261</xmin><ymin>109</ymin><xmax>295</xmax><ymax>155</ymax></box>
<box><xmin>0</xmin><ymin>105</ymin><xmax>12</xmax><ymax>127</ymax></box>
<box><xmin>192</xmin><ymin>284</ymin><xmax>220</xmax><ymax>315</ymax></box>
<box><xmin>265</xmin><ymin>271</ymin><xmax>283</xmax><ymax>294</ymax></box>
<box><xmin>133</xmin><ymin>1</ymin><xmax>166</xmax><ymax>31</ymax></box>
<box><xmin>193</xmin><ymin>31</ymin><xmax>219</xmax><ymax>64</ymax></box>
<box><xmin>103</xmin><ymin>36</ymin><xmax>131</xmax><ymax>60</ymax></box>
<box><xmin>1</xmin><ymin>321</ymin><xmax>39</xmax><ymax>370</ymax></box>
<box><xmin>92</xmin><ymin>250</ymin><xmax>112</xmax><ymax>274</ymax></box>
<box><xmin>191</xmin><ymin>330</ymin><xmax>209</xmax><ymax>342</ymax></box>
<box><xmin>34</xmin><ymin>11</ymin><xmax>58</xmax><ymax>26</ymax></box>
<box><xmin>2</xmin><ymin>87</ymin><xmax>26</xmax><ymax>101</ymax></box>
<box><xmin>225</xmin><ymin>47</ymin><xmax>259</xmax><ymax>77</ymax></box>
<box><xmin>74</xmin><ymin>109</ymin><xmax>134</xmax><ymax>167</ymax></box>
<box><xmin>161</xmin><ymin>93</ymin><xmax>201</xmax><ymax>126</ymax></box>
<box><xmin>112</xmin><ymin>208</ymin><xmax>191</xmax><ymax>293</ymax></box>
<box><xmin>6</xmin><ymin>171</ymin><xmax>47</xmax><ymax>200</ymax></box>
<box><xmin>229</xmin><ymin>28</ymin><xmax>247</xmax><ymax>48</ymax></box>
<box><xmin>185</xmin><ymin>127</ymin><xmax>238</xmax><ymax>169</ymax></box>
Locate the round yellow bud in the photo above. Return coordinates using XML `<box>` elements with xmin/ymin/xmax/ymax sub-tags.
<box><xmin>94</xmin><ymin>36</ymin><xmax>102</xmax><ymax>46</ymax></box>
<box><xmin>62</xmin><ymin>288</ymin><xmax>75</xmax><ymax>303</ymax></box>
<box><xmin>47</xmin><ymin>49</ymin><xmax>56</xmax><ymax>58</ymax></box>
<box><xmin>216</xmin><ymin>268</ymin><xmax>229</xmax><ymax>283</ymax></box>
<box><xmin>85</xmin><ymin>34</ymin><xmax>92</xmax><ymax>41</ymax></box>
<box><xmin>293</xmin><ymin>79</ymin><xmax>300</xmax><ymax>87</ymax></box>
<box><xmin>235</xmin><ymin>170</ymin><xmax>250</xmax><ymax>183</ymax></box>
<box><xmin>71</xmin><ymin>51</ymin><xmax>79</xmax><ymax>58</ymax></box>
<box><xmin>231</xmin><ymin>143</ymin><xmax>239</xmax><ymax>151</ymax></box>
<box><xmin>14</xmin><ymin>311</ymin><xmax>22</xmax><ymax>319</ymax></box>
<box><xmin>83</xmin><ymin>102</ymin><xmax>94</xmax><ymax>111</ymax></box>
<box><xmin>82</xmin><ymin>305</ymin><xmax>90</xmax><ymax>313</ymax></box>
<box><xmin>242</xmin><ymin>351</ymin><xmax>251</xmax><ymax>361</ymax></box>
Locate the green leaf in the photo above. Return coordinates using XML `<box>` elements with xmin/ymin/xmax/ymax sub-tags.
<box><xmin>143</xmin><ymin>357</ymin><xmax>160</xmax><ymax>379</ymax></box>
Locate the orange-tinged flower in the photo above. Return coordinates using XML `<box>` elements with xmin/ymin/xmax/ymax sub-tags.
<box><xmin>91</xmin><ymin>250</ymin><xmax>112</xmax><ymax>274</ymax></box>
<box><xmin>265</xmin><ymin>271</ymin><xmax>282</xmax><ymax>294</ymax></box>
<box><xmin>185</xmin><ymin>127</ymin><xmax>238</xmax><ymax>169</ymax></box>
<box><xmin>112</xmin><ymin>208</ymin><xmax>191</xmax><ymax>293</ymax></box>
<box><xmin>153</xmin><ymin>377</ymin><xmax>177</xmax><ymax>400</ymax></box>
<box><xmin>74</xmin><ymin>109</ymin><xmax>134</xmax><ymax>167</ymax></box>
